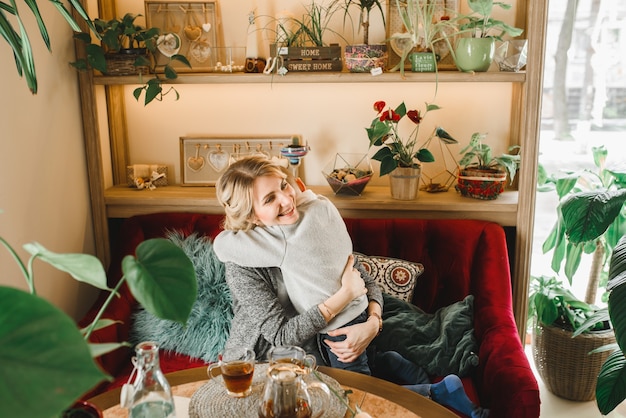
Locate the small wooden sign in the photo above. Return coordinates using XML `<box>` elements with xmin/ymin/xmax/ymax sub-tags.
<box><xmin>269</xmin><ymin>44</ymin><xmax>341</xmax><ymax>61</ymax></box>
<box><xmin>284</xmin><ymin>59</ymin><xmax>342</xmax><ymax>72</ymax></box>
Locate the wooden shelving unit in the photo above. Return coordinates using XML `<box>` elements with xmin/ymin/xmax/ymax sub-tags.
<box><xmin>76</xmin><ymin>0</ymin><xmax>549</xmax><ymax>340</ymax></box>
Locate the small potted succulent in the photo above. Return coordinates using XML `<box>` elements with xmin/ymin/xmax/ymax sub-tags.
<box><xmin>340</xmin><ymin>0</ymin><xmax>388</xmax><ymax>73</ymax></box>
<box><xmin>366</xmin><ymin>100</ymin><xmax>457</xmax><ymax>200</ymax></box>
<box><xmin>322</xmin><ymin>153</ymin><xmax>373</xmax><ymax>196</ymax></box>
<box><xmin>72</xmin><ymin>13</ymin><xmax>190</xmax><ymax>105</ymax></box>
<box><xmin>456</xmin><ymin>132</ymin><xmax>520</xmax><ymax>200</ymax></box>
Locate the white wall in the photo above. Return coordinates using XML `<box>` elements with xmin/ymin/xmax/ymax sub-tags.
<box><xmin>0</xmin><ymin>2</ymin><xmax>98</xmax><ymax>320</ymax></box>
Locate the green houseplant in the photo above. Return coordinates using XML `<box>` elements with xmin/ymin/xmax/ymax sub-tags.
<box><xmin>528</xmin><ymin>145</ymin><xmax>626</xmax><ymax>402</ymax></box>
<box><xmin>366</xmin><ymin>100</ymin><xmax>457</xmax><ymax>200</ymax></box>
<box><xmin>1</xmin><ymin>0</ymin><xmax>96</xmax><ymax>94</ymax></box>
<box><xmin>451</xmin><ymin>0</ymin><xmax>523</xmax><ymax>72</ymax></box>
<box><xmin>72</xmin><ymin>13</ymin><xmax>191</xmax><ymax>105</ymax></box>
<box><xmin>340</xmin><ymin>0</ymin><xmax>388</xmax><ymax>73</ymax></box>
<box><xmin>591</xmin><ymin>235</ymin><xmax>626</xmax><ymax>414</ymax></box>
<box><xmin>527</xmin><ymin>274</ymin><xmax>614</xmax><ymax>401</ymax></box>
<box><xmin>456</xmin><ymin>132</ymin><xmax>520</xmax><ymax>200</ymax></box>
<box><xmin>0</xmin><ymin>231</ymin><xmax>197</xmax><ymax>418</ymax></box>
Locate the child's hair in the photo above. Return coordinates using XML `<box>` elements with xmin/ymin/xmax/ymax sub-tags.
<box><xmin>216</xmin><ymin>155</ymin><xmax>288</xmax><ymax>231</ymax></box>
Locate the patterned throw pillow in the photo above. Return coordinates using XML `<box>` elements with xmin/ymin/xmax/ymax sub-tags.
<box><xmin>354</xmin><ymin>253</ymin><xmax>424</xmax><ymax>302</ymax></box>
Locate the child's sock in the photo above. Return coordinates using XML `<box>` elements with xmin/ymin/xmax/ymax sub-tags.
<box><xmin>430</xmin><ymin>375</ymin><xmax>488</xmax><ymax>417</ymax></box>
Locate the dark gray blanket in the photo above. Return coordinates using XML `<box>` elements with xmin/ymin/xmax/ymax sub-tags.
<box><xmin>373</xmin><ymin>293</ymin><xmax>479</xmax><ymax>377</ymax></box>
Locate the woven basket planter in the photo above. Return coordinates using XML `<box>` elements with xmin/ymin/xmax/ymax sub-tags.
<box><xmin>455</xmin><ymin>168</ymin><xmax>507</xmax><ymax>200</ymax></box>
<box><xmin>532</xmin><ymin>322</ymin><xmax>615</xmax><ymax>401</ymax></box>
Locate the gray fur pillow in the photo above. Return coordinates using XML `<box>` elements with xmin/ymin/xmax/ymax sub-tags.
<box><xmin>130</xmin><ymin>231</ymin><xmax>232</xmax><ymax>362</ymax></box>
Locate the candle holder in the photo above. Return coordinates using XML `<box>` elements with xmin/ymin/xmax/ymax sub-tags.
<box><xmin>280</xmin><ymin>143</ymin><xmax>309</xmax><ymax>178</ymax></box>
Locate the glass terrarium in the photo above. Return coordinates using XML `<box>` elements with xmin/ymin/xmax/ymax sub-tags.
<box><xmin>322</xmin><ymin>153</ymin><xmax>373</xmax><ymax>196</ymax></box>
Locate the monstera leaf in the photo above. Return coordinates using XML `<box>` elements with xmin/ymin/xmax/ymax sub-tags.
<box><xmin>596</xmin><ymin>236</ymin><xmax>626</xmax><ymax>414</ymax></box>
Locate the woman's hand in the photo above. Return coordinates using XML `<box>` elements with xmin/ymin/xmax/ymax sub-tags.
<box><xmin>340</xmin><ymin>254</ymin><xmax>367</xmax><ymax>300</ymax></box>
<box><xmin>323</xmin><ymin>317</ymin><xmax>378</xmax><ymax>363</ymax></box>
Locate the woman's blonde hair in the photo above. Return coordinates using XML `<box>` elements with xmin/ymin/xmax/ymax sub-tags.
<box><xmin>216</xmin><ymin>155</ymin><xmax>288</xmax><ymax>231</ymax></box>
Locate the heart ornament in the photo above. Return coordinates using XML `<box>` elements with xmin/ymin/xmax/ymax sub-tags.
<box><xmin>202</xmin><ymin>23</ymin><xmax>212</xmax><ymax>33</ymax></box>
<box><xmin>184</xmin><ymin>25</ymin><xmax>202</xmax><ymax>42</ymax></box>
<box><xmin>157</xmin><ymin>33</ymin><xmax>181</xmax><ymax>58</ymax></box>
<box><xmin>208</xmin><ymin>150</ymin><xmax>229</xmax><ymax>172</ymax></box>
<box><xmin>190</xmin><ymin>40</ymin><xmax>211</xmax><ymax>63</ymax></box>
<box><xmin>187</xmin><ymin>144</ymin><xmax>205</xmax><ymax>172</ymax></box>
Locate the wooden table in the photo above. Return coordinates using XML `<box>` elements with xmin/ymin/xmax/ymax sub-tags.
<box><xmin>88</xmin><ymin>365</ymin><xmax>457</xmax><ymax>418</ymax></box>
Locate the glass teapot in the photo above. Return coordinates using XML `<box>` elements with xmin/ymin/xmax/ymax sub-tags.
<box><xmin>258</xmin><ymin>363</ymin><xmax>330</xmax><ymax>418</ymax></box>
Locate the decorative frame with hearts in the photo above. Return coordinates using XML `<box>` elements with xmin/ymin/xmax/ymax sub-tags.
<box><xmin>180</xmin><ymin>136</ymin><xmax>301</xmax><ymax>186</ymax></box>
<box><xmin>386</xmin><ymin>0</ymin><xmax>459</xmax><ymax>71</ymax></box>
<box><xmin>146</xmin><ymin>0</ymin><xmax>223</xmax><ymax>73</ymax></box>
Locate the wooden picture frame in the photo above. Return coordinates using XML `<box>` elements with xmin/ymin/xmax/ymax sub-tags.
<box><xmin>180</xmin><ymin>136</ymin><xmax>301</xmax><ymax>186</ymax></box>
<box><xmin>386</xmin><ymin>0</ymin><xmax>459</xmax><ymax>71</ymax></box>
<box><xmin>145</xmin><ymin>0</ymin><xmax>223</xmax><ymax>72</ymax></box>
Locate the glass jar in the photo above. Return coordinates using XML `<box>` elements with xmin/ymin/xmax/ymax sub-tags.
<box><xmin>122</xmin><ymin>341</ymin><xmax>175</xmax><ymax>418</ymax></box>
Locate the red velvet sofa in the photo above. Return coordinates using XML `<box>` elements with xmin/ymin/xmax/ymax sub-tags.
<box><xmin>79</xmin><ymin>212</ymin><xmax>540</xmax><ymax>418</ymax></box>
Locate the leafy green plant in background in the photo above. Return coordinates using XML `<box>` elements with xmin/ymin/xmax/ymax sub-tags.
<box><xmin>538</xmin><ymin>145</ymin><xmax>626</xmax><ymax>305</ymax></box>
<box><xmin>1</xmin><ymin>0</ymin><xmax>95</xmax><ymax>94</ymax></box>
<box><xmin>458</xmin><ymin>132</ymin><xmax>521</xmax><ymax>183</ymax></box>
<box><xmin>591</xmin><ymin>235</ymin><xmax>626</xmax><ymax>414</ymax></box>
<box><xmin>339</xmin><ymin>0</ymin><xmax>386</xmax><ymax>45</ymax></box>
<box><xmin>0</xmin><ymin>228</ymin><xmax>197</xmax><ymax>418</ymax></box>
<box><xmin>456</xmin><ymin>0</ymin><xmax>523</xmax><ymax>39</ymax></box>
<box><xmin>71</xmin><ymin>13</ymin><xmax>191</xmax><ymax>106</ymax></box>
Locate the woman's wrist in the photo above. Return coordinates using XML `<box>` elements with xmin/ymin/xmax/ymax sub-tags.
<box><xmin>368</xmin><ymin>312</ymin><xmax>383</xmax><ymax>335</ymax></box>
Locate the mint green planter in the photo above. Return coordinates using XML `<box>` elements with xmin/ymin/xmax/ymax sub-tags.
<box><xmin>454</xmin><ymin>38</ymin><xmax>496</xmax><ymax>72</ymax></box>
<box><xmin>409</xmin><ymin>52</ymin><xmax>436</xmax><ymax>72</ymax></box>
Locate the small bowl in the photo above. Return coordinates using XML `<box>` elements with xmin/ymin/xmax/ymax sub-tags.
<box><xmin>322</xmin><ymin>153</ymin><xmax>373</xmax><ymax>196</ymax></box>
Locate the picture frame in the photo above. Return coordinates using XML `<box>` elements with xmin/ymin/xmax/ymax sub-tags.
<box><xmin>180</xmin><ymin>135</ymin><xmax>301</xmax><ymax>186</ymax></box>
<box><xmin>386</xmin><ymin>0</ymin><xmax>459</xmax><ymax>71</ymax></box>
<box><xmin>145</xmin><ymin>0</ymin><xmax>224</xmax><ymax>72</ymax></box>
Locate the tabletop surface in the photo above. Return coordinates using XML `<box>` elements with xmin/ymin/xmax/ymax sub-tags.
<box><xmin>88</xmin><ymin>365</ymin><xmax>457</xmax><ymax>418</ymax></box>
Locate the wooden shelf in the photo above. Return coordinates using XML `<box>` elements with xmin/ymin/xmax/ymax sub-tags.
<box><xmin>104</xmin><ymin>185</ymin><xmax>518</xmax><ymax>224</ymax></box>
<box><xmin>93</xmin><ymin>70</ymin><xmax>526</xmax><ymax>86</ymax></box>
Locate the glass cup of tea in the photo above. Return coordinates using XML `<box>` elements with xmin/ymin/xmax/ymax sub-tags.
<box><xmin>207</xmin><ymin>347</ymin><xmax>256</xmax><ymax>398</ymax></box>
<box><xmin>267</xmin><ymin>345</ymin><xmax>316</xmax><ymax>373</ymax></box>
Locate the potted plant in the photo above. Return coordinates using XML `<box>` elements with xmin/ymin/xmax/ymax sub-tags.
<box><xmin>450</xmin><ymin>0</ymin><xmax>523</xmax><ymax>72</ymax></box>
<box><xmin>388</xmin><ymin>0</ymin><xmax>457</xmax><ymax>74</ymax></box>
<box><xmin>366</xmin><ymin>100</ymin><xmax>458</xmax><ymax>200</ymax></box>
<box><xmin>527</xmin><ymin>274</ymin><xmax>614</xmax><ymax>401</ymax></box>
<box><xmin>340</xmin><ymin>0</ymin><xmax>388</xmax><ymax>73</ymax></box>
<box><xmin>528</xmin><ymin>145</ymin><xmax>626</xmax><ymax>401</ymax></box>
<box><xmin>0</xmin><ymin>231</ymin><xmax>197</xmax><ymax>417</ymax></box>
<box><xmin>72</xmin><ymin>13</ymin><xmax>191</xmax><ymax>105</ymax></box>
<box><xmin>455</xmin><ymin>132</ymin><xmax>520</xmax><ymax>200</ymax></box>
<box><xmin>265</xmin><ymin>1</ymin><xmax>346</xmax><ymax>74</ymax></box>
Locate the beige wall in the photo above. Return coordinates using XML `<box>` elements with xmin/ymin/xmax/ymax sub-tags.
<box><xmin>0</xmin><ymin>2</ymin><xmax>98</xmax><ymax>320</ymax></box>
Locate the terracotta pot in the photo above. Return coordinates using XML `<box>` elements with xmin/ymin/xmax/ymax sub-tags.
<box><xmin>455</xmin><ymin>168</ymin><xmax>507</xmax><ymax>200</ymax></box>
<box><xmin>389</xmin><ymin>167</ymin><xmax>421</xmax><ymax>200</ymax></box>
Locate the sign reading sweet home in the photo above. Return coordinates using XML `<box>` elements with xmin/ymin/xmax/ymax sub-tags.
<box><xmin>180</xmin><ymin>136</ymin><xmax>301</xmax><ymax>186</ymax></box>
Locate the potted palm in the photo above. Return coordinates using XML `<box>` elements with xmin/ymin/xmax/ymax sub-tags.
<box><xmin>456</xmin><ymin>132</ymin><xmax>520</xmax><ymax>200</ymax></box>
<box><xmin>366</xmin><ymin>100</ymin><xmax>457</xmax><ymax>200</ymax></box>
<box><xmin>0</xmin><ymin>231</ymin><xmax>197</xmax><ymax>417</ymax></box>
<box><xmin>340</xmin><ymin>0</ymin><xmax>388</xmax><ymax>73</ymax></box>
<box><xmin>72</xmin><ymin>13</ymin><xmax>191</xmax><ymax>105</ymax></box>
<box><xmin>451</xmin><ymin>0</ymin><xmax>523</xmax><ymax>72</ymax></box>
